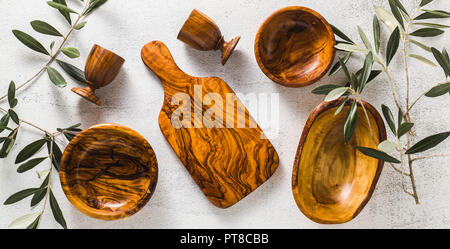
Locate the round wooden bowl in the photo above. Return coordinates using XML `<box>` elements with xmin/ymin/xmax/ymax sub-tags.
<box><xmin>255</xmin><ymin>6</ymin><xmax>336</xmax><ymax>87</ymax></box>
<box><xmin>292</xmin><ymin>99</ymin><xmax>386</xmax><ymax>224</ymax></box>
<box><xmin>60</xmin><ymin>123</ymin><xmax>158</xmax><ymax>220</ymax></box>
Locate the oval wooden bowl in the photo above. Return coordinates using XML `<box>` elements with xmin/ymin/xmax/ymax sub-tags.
<box><xmin>292</xmin><ymin>98</ymin><xmax>386</xmax><ymax>224</ymax></box>
<box><xmin>60</xmin><ymin>123</ymin><xmax>158</xmax><ymax>220</ymax></box>
<box><xmin>255</xmin><ymin>6</ymin><xmax>336</xmax><ymax>87</ymax></box>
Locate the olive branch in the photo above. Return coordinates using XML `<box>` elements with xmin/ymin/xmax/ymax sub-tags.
<box><xmin>1</xmin><ymin>0</ymin><xmax>108</xmax><ymax>229</ymax></box>
<box><xmin>313</xmin><ymin>0</ymin><xmax>450</xmax><ymax>204</ymax></box>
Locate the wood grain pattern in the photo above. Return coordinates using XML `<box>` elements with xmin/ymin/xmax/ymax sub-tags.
<box><xmin>60</xmin><ymin>123</ymin><xmax>158</xmax><ymax>220</ymax></box>
<box><xmin>292</xmin><ymin>99</ymin><xmax>386</xmax><ymax>224</ymax></box>
<box><xmin>72</xmin><ymin>44</ymin><xmax>125</xmax><ymax>106</ymax></box>
<box><xmin>141</xmin><ymin>41</ymin><xmax>279</xmax><ymax>209</ymax></box>
<box><xmin>177</xmin><ymin>9</ymin><xmax>240</xmax><ymax>65</ymax></box>
<box><xmin>255</xmin><ymin>6</ymin><xmax>335</xmax><ymax>87</ymax></box>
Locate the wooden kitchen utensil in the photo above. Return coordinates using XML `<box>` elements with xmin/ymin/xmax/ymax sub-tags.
<box><xmin>60</xmin><ymin>123</ymin><xmax>158</xmax><ymax>220</ymax></box>
<box><xmin>177</xmin><ymin>9</ymin><xmax>240</xmax><ymax>65</ymax></box>
<box><xmin>141</xmin><ymin>41</ymin><xmax>279</xmax><ymax>209</ymax></box>
<box><xmin>292</xmin><ymin>98</ymin><xmax>386</xmax><ymax>224</ymax></box>
<box><xmin>255</xmin><ymin>6</ymin><xmax>335</xmax><ymax>87</ymax></box>
<box><xmin>72</xmin><ymin>44</ymin><xmax>125</xmax><ymax>106</ymax></box>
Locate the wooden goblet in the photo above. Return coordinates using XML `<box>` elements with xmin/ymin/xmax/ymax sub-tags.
<box><xmin>177</xmin><ymin>9</ymin><xmax>240</xmax><ymax>65</ymax></box>
<box><xmin>255</xmin><ymin>6</ymin><xmax>336</xmax><ymax>87</ymax></box>
<box><xmin>72</xmin><ymin>44</ymin><xmax>125</xmax><ymax>106</ymax></box>
<box><xmin>292</xmin><ymin>98</ymin><xmax>386</xmax><ymax>224</ymax></box>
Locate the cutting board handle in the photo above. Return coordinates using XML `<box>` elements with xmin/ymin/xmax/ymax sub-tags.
<box><xmin>141</xmin><ymin>41</ymin><xmax>190</xmax><ymax>84</ymax></box>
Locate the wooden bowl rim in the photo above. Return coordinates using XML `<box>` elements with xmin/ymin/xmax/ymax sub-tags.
<box><xmin>59</xmin><ymin>123</ymin><xmax>158</xmax><ymax>220</ymax></box>
<box><xmin>291</xmin><ymin>98</ymin><xmax>386</xmax><ymax>224</ymax></box>
<box><xmin>89</xmin><ymin>44</ymin><xmax>126</xmax><ymax>63</ymax></box>
<box><xmin>254</xmin><ymin>6</ymin><xmax>336</xmax><ymax>87</ymax></box>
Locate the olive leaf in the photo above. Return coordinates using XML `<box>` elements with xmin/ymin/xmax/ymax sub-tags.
<box><xmin>356</xmin><ymin>146</ymin><xmax>401</xmax><ymax>163</ymax></box>
<box><xmin>329</xmin><ymin>52</ymin><xmax>352</xmax><ymax>76</ymax></box>
<box><xmin>409</xmin><ymin>39</ymin><xmax>431</xmax><ymax>52</ymax></box>
<box><xmin>74</xmin><ymin>21</ymin><xmax>87</xmax><ymax>30</ymax></box>
<box><xmin>386</xmin><ymin>27</ymin><xmax>400</xmax><ymax>66</ymax></box>
<box><xmin>8</xmin><ymin>81</ymin><xmax>18</xmax><ymax>109</ymax></box>
<box><xmin>31</xmin><ymin>175</ymin><xmax>49</xmax><ymax>207</ymax></box>
<box><xmin>330</xmin><ymin>24</ymin><xmax>354</xmax><ymax>43</ymax></box>
<box><xmin>56</xmin><ymin>59</ymin><xmax>86</xmax><ymax>83</ymax></box>
<box><xmin>378</xmin><ymin>140</ymin><xmax>398</xmax><ymax>154</ymax></box>
<box><xmin>335</xmin><ymin>43</ymin><xmax>369</xmax><ymax>54</ymax></box>
<box><xmin>431</xmin><ymin>47</ymin><xmax>450</xmax><ymax>77</ymax></box>
<box><xmin>420</xmin><ymin>0</ymin><xmax>434</xmax><ymax>7</ymax></box>
<box><xmin>84</xmin><ymin>0</ymin><xmax>108</xmax><ymax>15</ymax></box>
<box><xmin>53</xmin><ymin>0</ymin><xmax>72</xmax><ymax>25</ymax></box>
<box><xmin>47</xmin><ymin>66</ymin><xmax>67</xmax><ymax>87</ymax></box>
<box><xmin>8</xmin><ymin>109</ymin><xmax>19</xmax><ymax>125</ymax></box>
<box><xmin>373</xmin><ymin>15</ymin><xmax>381</xmax><ymax>54</ymax></box>
<box><xmin>425</xmin><ymin>82</ymin><xmax>450</xmax><ymax>97</ymax></box>
<box><xmin>388</xmin><ymin>0</ymin><xmax>405</xmax><ymax>29</ymax></box>
<box><xmin>406</xmin><ymin>132</ymin><xmax>450</xmax><ymax>154</ymax></box>
<box><xmin>391</xmin><ymin>0</ymin><xmax>409</xmax><ymax>16</ymax></box>
<box><xmin>335</xmin><ymin>97</ymin><xmax>349</xmax><ymax>115</ymax></box>
<box><xmin>49</xmin><ymin>190</ymin><xmax>67</xmax><ymax>229</ymax></box>
<box><xmin>61</xmin><ymin>47</ymin><xmax>80</xmax><ymax>58</ymax></box>
<box><xmin>47</xmin><ymin>1</ymin><xmax>77</xmax><ymax>14</ymax></box>
<box><xmin>8</xmin><ymin>212</ymin><xmax>41</xmax><ymax>229</ymax></box>
<box><xmin>47</xmin><ymin>139</ymin><xmax>62</xmax><ymax>171</ymax></box>
<box><xmin>415</xmin><ymin>10</ymin><xmax>450</xmax><ymax>20</ymax></box>
<box><xmin>0</xmin><ymin>114</ymin><xmax>10</xmax><ymax>133</ymax></box>
<box><xmin>398</xmin><ymin>108</ymin><xmax>403</xmax><ymax>129</ymax></box>
<box><xmin>398</xmin><ymin>122</ymin><xmax>414</xmax><ymax>138</ymax></box>
<box><xmin>324</xmin><ymin>87</ymin><xmax>349</xmax><ymax>102</ymax></box>
<box><xmin>410</xmin><ymin>28</ymin><xmax>444</xmax><ymax>37</ymax></box>
<box><xmin>344</xmin><ymin>101</ymin><xmax>358</xmax><ymax>143</ymax></box>
<box><xmin>17</xmin><ymin>157</ymin><xmax>47</xmax><ymax>173</ymax></box>
<box><xmin>12</xmin><ymin>30</ymin><xmax>49</xmax><ymax>55</ymax></box>
<box><xmin>15</xmin><ymin>139</ymin><xmax>46</xmax><ymax>164</ymax></box>
<box><xmin>413</xmin><ymin>22</ymin><xmax>450</xmax><ymax>29</ymax></box>
<box><xmin>408</xmin><ymin>54</ymin><xmax>437</xmax><ymax>67</ymax></box>
<box><xmin>375</xmin><ymin>6</ymin><xmax>400</xmax><ymax>31</ymax></box>
<box><xmin>30</xmin><ymin>20</ymin><xmax>62</xmax><ymax>37</ymax></box>
<box><xmin>358</xmin><ymin>52</ymin><xmax>374</xmax><ymax>92</ymax></box>
<box><xmin>3</xmin><ymin>188</ymin><xmax>41</xmax><ymax>205</ymax></box>
<box><xmin>312</xmin><ymin>85</ymin><xmax>343</xmax><ymax>95</ymax></box>
<box><xmin>27</xmin><ymin>215</ymin><xmax>41</xmax><ymax>229</ymax></box>
<box><xmin>382</xmin><ymin>104</ymin><xmax>397</xmax><ymax>136</ymax></box>
<box><xmin>358</xmin><ymin>26</ymin><xmax>372</xmax><ymax>50</ymax></box>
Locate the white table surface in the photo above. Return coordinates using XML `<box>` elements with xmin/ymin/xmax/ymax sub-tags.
<box><xmin>0</xmin><ymin>0</ymin><xmax>449</xmax><ymax>229</ymax></box>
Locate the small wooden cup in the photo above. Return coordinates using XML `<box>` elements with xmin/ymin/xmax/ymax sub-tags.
<box><xmin>72</xmin><ymin>44</ymin><xmax>125</xmax><ymax>106</ymax></box>
<box><xmin>255</xmin><ymin>6</ymin><xmax>336</xmax><ymax>87</ymax></box>
<box><xmin>177</xmin><ymin>9</ymin><xmax>240</xmax><ymax>65</ymax></box>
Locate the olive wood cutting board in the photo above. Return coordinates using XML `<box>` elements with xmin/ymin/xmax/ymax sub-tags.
<box><xmin>141</xmin><ymin>41</ymin><xmax>279</xmax><ymax>208</ymax></box>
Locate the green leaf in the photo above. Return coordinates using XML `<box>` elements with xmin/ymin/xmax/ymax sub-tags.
<box><xmin>359</xmin><ymin>52</ymin><xmax>374</xmax><ymax>92</ymax></box>
<box><xmin>420</xmin><ymin>0</ymin><xmax>434</xmax><ymax>7</ymax></box>
<box><xmin>3</xmin><ymin>188</ymin><xmax>40</xmax><ymax>205</ymax></box>
<box><xmin>0</xmin><ymin>114</ymin><xmax>10</xmax><ymax>133</ymax></box>
<box><xmin>335</xmin><ymin>43</ymin><xmax>369</xmax><ymax>54</ymax></box>
<box><xmin>406</xmin><ymin>132</ymin><xmax>450</xmax><ymax>154</ymax></box>
<box><xmin>373</xmin><ymin>15</ymin><xmax>381</xmax><ymax>54</ymax></box>
<box><xmin>408</xmin><ymin>54</ymin><xmax>437</xmax><ymax>67</ymax></box>
<box><xmin>409</xmin><ymin>39</ymin><xmax>432</xmax><ymax>52</ymax></box>
<box><xmin>375</xmin><ymin>6</ymin><xmax>401</xmax><ymax>31</ymax></box>
<box><xmin>84</xmin><ymin>0</ymin><xmax>108</xmax><ymax>15</ymax></box>
<box><xmin>74</xmin><ymin>21</ymin><xmax>87</xmax><ymax>30</ymax></box>
<box><xmin>15</xmin><ymin>139</ymin><xmax>46</xmax><ymax>164</ymax></box>
<box><xmin>17</xmin><ymin>157</ymin><xmax>47</xmax><ymax>173</ymax></box>
<box><xmin>329</xmin><ymin>52</ymin><xmax>352</xmax><ymax>76</ymax></box>
<box><xmin>426</xmin><ymin>82</ymin><xmax>450</xmax><ymax>97</ymax></box>
<box><xmin>330</xmin><ymin>24</ymin><xmax>353</xmax><ymax>43</ymax></box>
<box><xmin>335</xmin><ymin>97</ymin><xmax>349</xmax><ymax>115</ymax></box>
<box><xmin>8</xmin><ymin>212</ymin><xmax>41</xmax><ymax>229</ymax></box>
<box><xmin>312</xmin><ymin>84</ymin><xmax>342</xmax><ymax>95</ymax></box>
<box><xmin>61</xmin><ymin>47</ymin><xmax>80</xmax><ymax>58</ymax></box>
<box><xmin>8</xmin><ymin>81</ymin><xmax>17</xmax><ymax>109</ymax></box>
<box><xmin>26</xmin><ymin>215</ymin><xmax>41</xmax><ymax>229</ymax></box>
<box><xmin>344</xmin><ymin>101</ymin><xmax>358</xmax><ymax>143</ymax></box>
<box><xmin>415</xmin><ymin>10</ymin><xmax>450</xmax><ymax>20</ymax></box>
<box><xmin>12</xmin><ymin>30</ymin><xmax>49</xmax><ymax>55</ymax></box>
<box><xmin>366</xmin><ymin>70</ymin><xmax>382</xmax><ymax>85</ymax></box>
<box><xmin>410</xmin><ymin>28</ymin><xmax>444</xmax><ymax>37</ymax></box>
<box><xmin>391</xmin><ymin>0</ymin><xmax>409</xmax><ymax>16</ymax></box>
<box><xmin>47</xmin><ymin>140</ymin><xmax>62</xmax><ymax>171</ymax></box>
<box><xmin>47</xmin><ymin>1</ymin><xmax>77</xmax><ymax>14</ymax></box>
<box><xmin>398</xmin><ymin>108</ymin><xmax>403</xmax><ymax>128</ymax></box>
<box><xmin>49</xmin><ymin>190</ymin><xmax>67</xmax><ymax>229</ymax></box>
<box><xmin>53</xmin><ymin>0</ymin><xmax>72</xmax><ymax>25</ymax></box>
<box><xmin>358</xmin><ymin>26</ymin><xmax>372</xmax><ymax>50</ymax></box>
<box><xmin>382</xmin><ymin>104</ymin><xmax>397</xmax><ymax>136</ymax></box>
<box><xmin>378</xmin><ymin>140</ymin><xmax>398</xmax><ymax>153</ymax></box>
<box><xmin>56</xmin><ymin>59</ymin><xmax>86</xmax><ymax>83</ymax></box>
<box><xmin>386</xmin><ymin>27</ymin><xmax>400</xmax><ymax>66</ymax></box>
<box><xmin>398</xmin><ymin>122</ymin><xmax>414</xmax><ymax>138</ymax></box>
<box><xmin>388</xmin><ymin>0</ymin><xmax>405</xmax><ymax>29</ymax></box>
<box><xmin>356</xmin><ymin>146</ymin><xmax>401</xmax><ymax>163</ymax></box>
<box><xmin>30</xmin><ymin>20</ymin><xmax>63</xmax><ymax>37</ymax></box>
<box><xmin>31</xmin><ymin>175</ymin><xmax>49</xmax><ymax>207</ymax></box>
<box><xmin>325</xmin><ymin>87</ymin><xmax>349</xmax><ymax>102</ymax></box>
<box><xmin>431</xmin><ymin>47</ymin><xmax>450</xmax><ymax>77</ymax></box>
<box><xmin>47</xmin><ymin>67</ymin><xmax>67</xmax><ymax>88</ymax></box>
<box><xmin>413</xmin><ymin>22</ymin><xmax>450</xmax><ymax>29</ymax></box>
<box><xmin>8</xmin><ymin>109</ymin><xmax>19</xmax><ymax>125</ymax></box>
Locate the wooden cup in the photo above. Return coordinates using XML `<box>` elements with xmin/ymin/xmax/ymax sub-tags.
<box><xmin>72</xmin><ymin>44</ymin><xmax>125</xmax><ymax>106</ymax></box>
<box><xmin>177</xmin><ymin>9</ymin><xmax>240</xmax><ymax>65</ymax></box>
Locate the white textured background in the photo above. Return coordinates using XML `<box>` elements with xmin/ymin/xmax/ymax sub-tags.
<box><xmin>0</xmin><ymin>0</ymin><xmax>449</xmax><ymax>229</ymax></box>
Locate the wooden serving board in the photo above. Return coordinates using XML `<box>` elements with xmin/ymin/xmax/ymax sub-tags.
<box><xmin>141</xmin><ymin>41</ymin><xmax>279</xmax><ymax>208</ymax></box>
